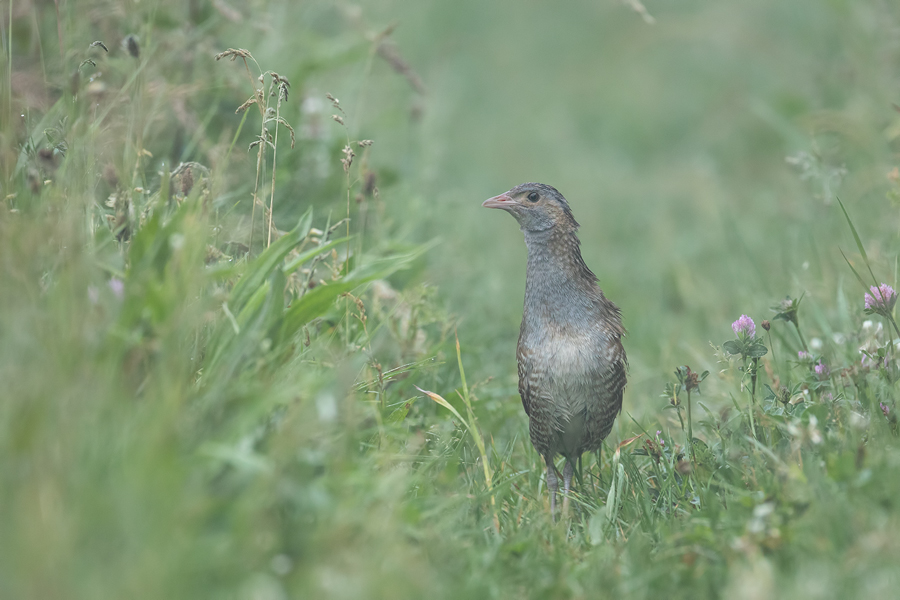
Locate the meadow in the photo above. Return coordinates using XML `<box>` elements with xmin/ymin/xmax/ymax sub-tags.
<box><xmin>2</xmin><ymin>1</ymin><xmax>900</xmax><ymax>598</ymax></box>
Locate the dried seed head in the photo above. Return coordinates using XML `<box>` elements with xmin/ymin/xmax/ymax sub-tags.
<box><xmin>340</xmin><ymin>145</ymin><xmax>355</xmax><ymax>172</ymax></box>
<box><xmin>761</xmin><ymin>320</ymin><xmax>770</xmax><ymax>331</ymax></box>
<box><xmin>180</xmin><ymin>166</ymin><xmax>194</xmax><ymax>197</ymax></box>
<box><xmin>123</xmin><ymin>34</ymin><xmax>140</xmax><ymax>58</ymax></box>
<box><xmin>376</xmin><ymin>41</ymin><xmax>426</xmax><ymax>94</ymax></box>
<box><xmin>357</xmin><ymin>139</ymin><xmax>374</xmax><ymax>147</ymax></box>
<box><xmin>363</xmin><ymin>171</ymin><xmax>377</xmax><ymax>196</ymax></box>
<box><xmin>103</xmin><ymin>164</ymin><xmax>118</xmax><ymax>187</ymax></box>
<box><xmin>643</xmin><ymin>438</ymin><xmax>662</xmax><ymax>464</ymax></box>
<box><xmin>236</xmin><ymin>96</ymin><xmax>257</xmax><ymax>113</ymax></box>
<box><xmin>215</xmin><ymin>48</ymin><xmax>253</xmax><ymax>61</ymax></box>
<box><xmin>683</xmin><ymin>368</ymin><xmax>700</xmax><ymax>393</ymax></box>
<box><xmin>90</xmin><ymin>40</ymin><xmax>109</xmax><ymax>52</ymax></box>
<box><xmin>332</xmin><ymin>115</ymin><xmax>344</xmax><ymax>126</ymax></box>
<box><xmin>326</xmin><ymin>93</ymin><xmax>345</xmax><ymax>114</ymax></box>
<box><xmin>779</xmin><ymin>386</ymin><xmax>791</xmax><ymax>405</ymax></box>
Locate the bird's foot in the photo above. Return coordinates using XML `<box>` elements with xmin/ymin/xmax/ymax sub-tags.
<box><xmin>561</xmin><ymin>459</ymin><xmax>574</xmax><ymax>517</ymax></box>
<box><xmin>546</xmin><ymin>457</ymin><xmax>560</xmax><ymax>522</ymax></box>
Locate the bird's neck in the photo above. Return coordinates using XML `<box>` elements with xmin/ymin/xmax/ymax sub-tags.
<box><xmin>522</xmin><ymin>227</ymin><xmax>599</xmax><ymax>323</ymax></box>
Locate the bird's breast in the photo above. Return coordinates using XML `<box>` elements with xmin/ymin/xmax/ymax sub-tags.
<box><xmin>539</xmin><ymin>329</ymin><xmax>597</xmax><ymax>377</ymax></box>
<box><xmin>520</xmin><ymin>325</ymin><xmax>607</xmax><ymax>407</ymax></box>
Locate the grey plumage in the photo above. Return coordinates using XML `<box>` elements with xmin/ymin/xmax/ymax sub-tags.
<box><xmin>483</xmin><ymin>182</ymin><xmax>627</xmax><ymax>517</ymax></box>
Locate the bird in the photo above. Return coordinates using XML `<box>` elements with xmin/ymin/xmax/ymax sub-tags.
<box><xmin>482</xmin><ymin>182</ymin><xmax>627</xmax><ymax>518</ymax></box>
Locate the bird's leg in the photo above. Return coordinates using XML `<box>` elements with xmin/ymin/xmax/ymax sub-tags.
<box><xmin>562</xmin><ymin>459</ymin><xmax>574</xmax><ymax>516</ymax></box>
<box><xmin>545</xmin><ymin>455</ymin><xmax>559</xmax><ymax>520</ymax></box>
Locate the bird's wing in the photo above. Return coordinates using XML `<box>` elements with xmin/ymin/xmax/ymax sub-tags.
<box><xmin>584</xmin><ymin>337</ymin><xmax>628</xmax><ymax>446</ymax></box>
<box><xmin>517</xmin><ymin>344</ymin><xmax>532</xmax><ymax>417</ymax></box>
<box><xmin>599</xmin><ymin>338</ymin><xmax>627</xmax><ymax>418</ymax></box>
<box><xmin>603</xmin><ymin>356</ymin><xmax>627</xmax><ymax>416</ymax></box>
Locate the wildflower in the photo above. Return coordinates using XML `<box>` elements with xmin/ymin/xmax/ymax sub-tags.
<box><xmin>778</xmin><ymin>386</ymin><xmax>791</xmax><ymax>405</ymax></box>
<box><xmin>655</xmin><ymin>430</ymin><xmax>665</xmax><ymax>448</ymax></box>
<box><xmin>108</xmin><ymin>278</ymin><xmax>124</xmax><ymax>299</ymax></box>
<box><xmin>814</xmin><ymin>361</ymin><xmax>830</xmax><ymax>380</ymax></box>
<box><xmin>862</xmin><ymin>320</ymin><xmax>877</xmax><ymax>332</ymax></box>
<box><xmin>772</xmin><ymin>295</ymin><xmax>802</xmax><ymax>327</ymax></box>
<box><xmin>732</xmin><ymin>315</ymin><xmax>756</xmax><ymax>338</ymax></box>
<box><xmin>881</xmin><ymin>402</ymin><xmax>891</xmax><ymax>418</ymax></box>
<box><xmin>797</xmin><ymin>351</ymin><xmax>811</xmax><ymax>361</ymax></box>
<box><xmin>643</xmin><ymin>437</ymin><xmax>663</xmax><ymax>464</ymax></box>
<box><xmin>724</xmin><ymin>316</ymin><xmax>768</xmax><ymax>359</ymax></box>
<box><xmin>677</xmin><ymin>365</ymin><xmax>705</xmax><ymax>393</ymax></box>
<box><xmin>864</xmin><ymin>284</ymin><xmax>897</xmax><ymax>315</ymax></box>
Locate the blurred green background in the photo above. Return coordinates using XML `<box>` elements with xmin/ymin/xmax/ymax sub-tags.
<box><xmin>345</xmin><ymin>0</ymin><xmax>900</xmax><ymax>410</ymax></box>
<box><xmin>4</xmin><ymin>0</ymin><xmax>900</xmax><ymax>598</ymax></box>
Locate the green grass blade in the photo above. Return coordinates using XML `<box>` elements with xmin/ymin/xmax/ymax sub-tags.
<box><xmin>415</xmin><ymin>386</ymin><xmax>470</xmax><ymax>431</ymax></box>
<box><xmin>840</xmin><ymin>247</ymin><xmax>871</xmax><ymax>292</ymax></box>
<box><xmin>282</xmin><ymin>236</ymin><xmax>352</xmax><ymax>275</ymax></box>
<box><xmin>279</xmin><ymin>249</ymin><xmax>422</xmax><ymax>339</ymax></box>
<box><xmin>837</xmin><ymin>197</ymin><xmax>879</xmax><ymax>286</ymax></box>
<box><xmin>229</xmin><ymin>211</ymin><xmax>310</xmax><ymax>311</ymax></box>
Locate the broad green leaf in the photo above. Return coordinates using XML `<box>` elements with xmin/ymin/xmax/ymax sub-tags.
<box><xmin>386</xmin><ymin>400</ymin><xmax>415</xmax><ymax>424</ymax></box>
<box><xmin>235</xmin><ymin>280</ymin><xmax>270</xmax><ymax>327</ymax></box>
<box><xmin>279</xmin><ymin>249</ymin><xmax>423</xmax><ymax>339</ymax></box>
<box><xmin>229</xmin><ymin>208</ymin><xmax>312</xmax><ymax>312</ymax></box>
<box><xmin>205</xmin><ymin>269</ymin><xmax>286</xmax><ymax>379</ymax></box>
<box><xmin>723</xmin><ymin>340</ymin><xmax>741</xmax><ymax>355</ymax></box>
<box><xmin>282</xmin><ymin>236</ymin><xmax>351</xmax><ymax>275</ymax></box>
<box><xmin>747</xmin><ymin>341</ymin><xmax>769</xmax><ymax>358</ymax></box>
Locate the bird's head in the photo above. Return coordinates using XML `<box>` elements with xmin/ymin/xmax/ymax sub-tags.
<box><xmin>482</xmin><ymin>182</ymin><xmax>578</xmax><ymax>233</ymax></box>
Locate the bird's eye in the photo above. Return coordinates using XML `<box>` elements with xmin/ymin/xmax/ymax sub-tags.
<box><xmin>527</xmin><ymin>192</ymin><xmax>539</xmax><ymax>202</ymax></box>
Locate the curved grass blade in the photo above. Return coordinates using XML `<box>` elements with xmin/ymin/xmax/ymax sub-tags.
<box><xmin>229</xmin><ymin>208</ymin><xmax>312</xmax><ymax>311</ymax></box>
<box><xmin>840</xmin><ymin>247</ymin><xmax>871</xmax><ymax>291</ymax></box>
<box><xmin>837</xmin><ymin>197</ymin><xmax>879</xmax><ymax>287</ymax></box>
<box><xmin>282</xmin><ymin>236</ymin><xmax>351</xmax><ymax>275</ymax></box>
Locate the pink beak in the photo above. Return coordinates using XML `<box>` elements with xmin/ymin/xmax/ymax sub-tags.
<box><xmin>482</xmin><ymin>193</ymin><xmax>515</xmax><ymax>209</ymax></box>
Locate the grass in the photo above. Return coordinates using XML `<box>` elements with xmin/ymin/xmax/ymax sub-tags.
<box><xmin>3</xmin><ymin>1</ymin><xmax>900</xmax><ymax>598</ymax></box>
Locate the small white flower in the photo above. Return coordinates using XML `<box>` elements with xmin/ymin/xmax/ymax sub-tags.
<box><xmin>849</xmin><ymin>412</ymin><xmax>869</xmax><ymax>430</ymax></box>
<box><xmin>315</xmin><ymin>392</ymin><xmax>338</xmax><ymax>422</ymax></box>
<box><xmin>808</xmin><ymin>415</ymin><xmax>823</xmax><ymax>445</ymax></box>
